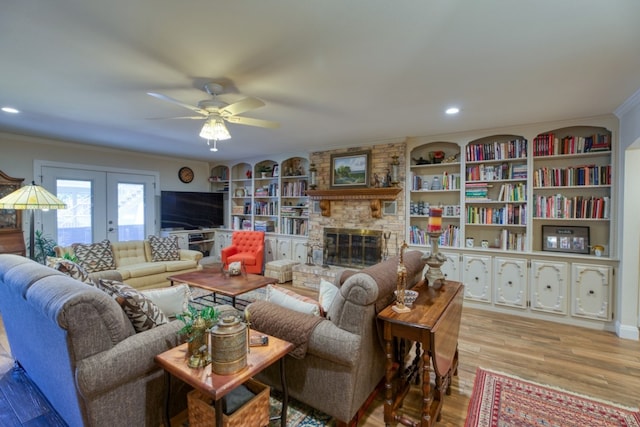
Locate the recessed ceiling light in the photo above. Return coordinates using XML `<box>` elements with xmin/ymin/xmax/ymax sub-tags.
<box><xmin>445</xmin><ymin>107</ymin><xmax>460</xmax><ymax>115</ymax></box>
<box><xmin>1</xmin><ymin>107</ymin><xmax>19</xmax><ymax>114</ymax></box>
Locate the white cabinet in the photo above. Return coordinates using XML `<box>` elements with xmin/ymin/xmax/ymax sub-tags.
<box><xmin>440</xmin><ymin>251</ymin><xmax>461</xmax><ymax>282</ymax></box>
<box><xmin>494</xmin><ymin>257</ymin><xmax>528</xmax><ymax>309</ymax></box>
<box><xmin>530</xmin><ymin>260</ymin><xmax>568</xmax><ymax>315</ymax></box>
<box><xmin>161</xmin><ymin>228</ymin><xmax>216</xmax><ymax>254</ymax></box>
<box><xmin>291</xmin><ymin>237</ymin><xmax>308</xmax><ymax>264</ymax></box>
<box><xmin>264</xmin><ymin>235</ymin><xmax>277</xmax><ymax>263</ymax></box>
<box><xmin>571</xmin><ymin>263</ymin><xmax>612</xmax><ymax>321</ymax></box>
<box><xmin>212</xmin><ymin>230</ymin><xmax>233</xmax><ymax>259</ymax></box>
<box><xmin>462</xmin><ymin>254</ymin><xmax>492</xmax><ymax>303</ymax></box>
<box><xmin>276</xmin><ymin>238</ymin><xmax>292</xmax><ymax>260</ymax></box>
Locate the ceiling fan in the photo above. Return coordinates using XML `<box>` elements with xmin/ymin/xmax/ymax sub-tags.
<box><xmin>147</xmin><ymin>83</ymin><xmax>279</xmax><ymax>142</ymax></box>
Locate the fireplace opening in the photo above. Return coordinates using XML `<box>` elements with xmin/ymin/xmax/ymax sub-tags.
<box><xmin>323</xmin><ymin>228</ymin><xmax>382</xmax><ymax>268</ymax></box>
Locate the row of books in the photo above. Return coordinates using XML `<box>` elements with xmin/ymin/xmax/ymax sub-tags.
<box><xmin>281</xmin><ymin>180</ymin><xmax>307</xmax><ymax>197</ymax></box>
<box><xmin>499</xmin><ymin>229</ymin><xmax>527</xmax><ymax>251</ymax></box>
<box><xmin>281</xmin><ymin>217</ymin><xmax>308</xmax><ymax>235</ymax></box>
<box><xmin>465</xmin><ymin>182</ymin><xmax>489</xmax><ymax>199</ymax></box>
<box><xmin>465</xmin><ymin>139</ymin><xmax>528</xmax><ymax>162</ymax></box>
<box><xmin>533</xmin><ymin>165</ymin><xmax>611</xmax><ymax>187</ymax></box>
<box><xmin>533</xmin><ymin>133</ymin><xmax>611</xmax><ymax>156</ymax></box>
<box><xmin>466</xmin><ymin>204</ymin><xmax>527</xmax><ymax>225</ymax></box>
<box><xmin>254</xmin><ymin>220</ymin><xmax>276</xmax><ymax>232</ymax></box>
<box><xmin>253</xmin><ymin>201</ymin><xmax>279</xmax><ymax>216</ymax></box>
<box><xmin>497</xmin><ymin>183</ymin><xmax>527</xmax><ymax>202</ymax></box>
<box><xmin>281</xmin><ymin>205</ymin><xmax>309</xmax><ymax>217</ymax></box>
<box><xmin>533</xmin><ymin>195</ymin><xmax>610</xmax><ymax>219</ymax></box>
<box><xmin>254</xmin><ymin>183</ymin><xmax>278</xmax><ymax>197</ymax></box>
<box><xmin>408</xmin><ymin>225</ymin><xmax>460</xmax><ymax>247</ymax></box>
<box><xmin>465</xmin><ymin>163</ymin><xmax>527</xmax><ymax>181</ymax></box>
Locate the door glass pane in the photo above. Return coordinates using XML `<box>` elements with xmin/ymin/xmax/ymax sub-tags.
<box><xmin>56</xmin><ymin>180</ymin><xmax>92</xmax><ymax>246</ymax></box>
<box><xmin>117</xmin><ymin>183</ymin><xmax>145</xmax><ymax>241</ymax></box>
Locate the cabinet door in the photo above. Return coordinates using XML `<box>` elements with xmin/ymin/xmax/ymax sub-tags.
<box><xmin>213</xmin><ymin>230</ymin><xmax>232</xmax><ymax>259</ymax></box>
<box><xmin>571</xmin><ymin>263</ymin><xmax>612</xmax><ymax>320</ymax></box>
<box><xmin>276</xmin><ymin>238</ymin><xmax>292</xmax><ymax>260</ymax></box>
<box><xmin>440</xmin><ymin>251</ymin><xmax>461</xmax><ymax>282</ymax></box>
<box><xmin>494</xmin><ymin>257</ymin><xmax>528</xmax><ymax>309</ymax></box>
<box><xmin>291</xmin><ymin>238</ymin><xmax>308</xmax><ymax>264</ymax></box>
<box><xmin>462</xmin><ymin>254</ymin><xmax>492</xmax><ymax>303</ymax></box>
<box><xmin>264</xmin><ymin>235</ymin><xmax>277</xmax><ymax>263</ymax></box>
<box><xmin>530</xmin><ymin>260</ymin><xmax>568</xmax><ymax>315</ymax></box>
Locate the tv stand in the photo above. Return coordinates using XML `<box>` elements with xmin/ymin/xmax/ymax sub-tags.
<box><xmin>160</xmin><ymin>228</ymin><xmax>216</xmax><ymax>254</ymax></box>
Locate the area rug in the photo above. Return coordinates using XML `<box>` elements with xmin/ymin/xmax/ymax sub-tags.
<box><xmin>466</xmin><ymin>368</ymin><xmax>640</xmax><ymax>427</ymax></box>
<box><xmin>269</xmin><ymin>389</ymin><xmax>333</xmax><ymax>427</ymax></box>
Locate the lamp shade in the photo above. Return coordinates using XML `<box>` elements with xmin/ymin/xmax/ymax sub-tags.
<box><xmin>200</xmin><ymin>117</ymin><xmax>231</xmax><ymax>141</ymax></box>
<box><xmin>0</xmin><ymin>181</ymin><xmax>66</xmax><ymax>210</ymax></box>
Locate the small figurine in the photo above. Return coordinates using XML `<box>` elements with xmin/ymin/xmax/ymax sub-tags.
<box><xmin>373</xmin><ymin>173</ymin><xmax>381</xmax><ymax>188</ymax></box>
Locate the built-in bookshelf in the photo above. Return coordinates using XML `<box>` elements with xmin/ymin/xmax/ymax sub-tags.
<box><xmin>408</xmin><ymin>142</ymin><xmax>461</xmax><ymax>248</ymax></box>
<box><xmin>531</xmin><ymin>125</ymin><xmax>612</xmax><ymax>255</ymax></box>
<box><xmin>279</xmin><ymin>156</ymin><xmax>309</xmax><ymax>236</ymax></box>
<box><xmin>463</xmin><ymin>135</ymin><xmax>528</xmax><ymax>251</ymax></box>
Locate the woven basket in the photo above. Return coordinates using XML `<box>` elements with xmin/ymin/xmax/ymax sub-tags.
<box><xmin>187</xmin><ymin>379</ymin><xmax>270</xmax><ymax>427</ymax></box>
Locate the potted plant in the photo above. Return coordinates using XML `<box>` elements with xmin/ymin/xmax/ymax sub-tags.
<box><xmin>176</xmin><ymin>305</ymin><xmax>220</xmax><ymax>358</ymax></box>
<box><xmin>257</xmin><ymin>164</ymin><xmax>272</xmax><ymax>178</ymax></box>
<box><xmin>31</xmin><ymin>230</ymin><xmax>57</xmax><ymax>265</ymax></box>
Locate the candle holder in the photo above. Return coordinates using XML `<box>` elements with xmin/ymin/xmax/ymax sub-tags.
<box><xmin>390</xmin><ymin>155</ymin><xmax>400</xmax><ymax>186</ymax></box>
<box><xmin>309</xmin><ymin>163</ymin><xmax>317</xmax><ymax>190</ymax></box>
<box><xmin>422</xmin><ymin>230</ymin><xmax>447</xmax><ymax>290</ymax></box>
<box><xmin>392</xmin><ymin>241</ymin><xmax>412</xmax><ymax>313</ymax></box>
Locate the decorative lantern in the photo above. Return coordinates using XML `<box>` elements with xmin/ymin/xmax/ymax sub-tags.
<box><xmin>309</xmin><ymin>163</ymin><xmax>317</xmax><ymax>189</ymax></box>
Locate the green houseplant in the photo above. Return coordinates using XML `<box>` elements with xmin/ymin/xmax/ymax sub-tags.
<box><xmin>176</xmin><ymin>305</ymin><xmax>219</xmax><ymax>357</ymax></box>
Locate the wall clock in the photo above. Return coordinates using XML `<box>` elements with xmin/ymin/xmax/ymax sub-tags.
<box><xmin>178</xmin><ymin>167</ymin><xmax>194</xmax><ymax>183</ymax></box>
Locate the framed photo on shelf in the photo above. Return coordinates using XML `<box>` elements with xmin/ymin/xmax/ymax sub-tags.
<box><xmin>330</xmin><ymin>150</ymin><xmax>371</xmax><ymax>189</ymax></box>
<box><xmin>542</xmin><ymin>225</ymin><xmax>590</xmax><ymax>254</ymax></box>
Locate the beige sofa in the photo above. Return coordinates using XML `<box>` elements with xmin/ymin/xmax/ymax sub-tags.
<box><xmin>55</xmin><ymin>239</ymin><xmax>203</xmax><ymax>290</ymax></box>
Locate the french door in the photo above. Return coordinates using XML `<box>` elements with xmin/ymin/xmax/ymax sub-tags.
<box><xmin>40</xmin><ymin>165</ymin><xmax>156</xmax><ymax>246</ymax></box>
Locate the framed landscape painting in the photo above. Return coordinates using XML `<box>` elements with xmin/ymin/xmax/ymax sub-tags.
<box><xmin>330</xmin><ymin>150</ymin><xmax>371</xmax><ymax>189</ymax></box>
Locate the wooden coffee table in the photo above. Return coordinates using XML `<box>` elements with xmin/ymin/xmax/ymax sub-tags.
<box><xmin>167</xmin><ymin>270</ymin><xmax>277</xmax><ymax>308</ymax></box>
<box><xmin>155</xmin><ymin>330</ymin><xmax>294</xmax><ymax>427</ymax></box>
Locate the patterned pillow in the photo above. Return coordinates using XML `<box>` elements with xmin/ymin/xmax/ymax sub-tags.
<box><xmin>53</xmin><ymin>259</ymin><xmax>93</xmax><ymax>284</ymax></box>
<box><xmin>99</xmin><ymin>279</ymin><xmax>168</xmax><ymax>332</ymax></box>
<box><xmin>148</xmin><ymin>235</ymin><xmax>180</xmax><ymax>262</ymax></box>
<box><xmin>73</xmin><ymin>240</ymin><xmax>116</xmax><ymax>273</ymax></box>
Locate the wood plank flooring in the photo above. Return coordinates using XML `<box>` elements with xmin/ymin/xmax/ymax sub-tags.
<box><xmin>1</xmin><ymin>284</ymin><xmax>639</xmax><ymax>426</ymax></box>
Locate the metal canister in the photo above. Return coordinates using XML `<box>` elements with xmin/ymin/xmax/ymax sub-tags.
<box><xmin>209</xmin><ymin>315</ymin><xmax>247</xmax><ymax>375</ymax></box>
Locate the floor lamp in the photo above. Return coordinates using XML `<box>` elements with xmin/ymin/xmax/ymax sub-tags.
<box><xmin>0</xmin><ymin>181</ymin><xmax>66</xmax><ymax>260</ymax></box>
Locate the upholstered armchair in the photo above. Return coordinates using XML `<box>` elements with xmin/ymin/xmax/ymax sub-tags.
<box><xmin>220</xmin><ymin>230</ymin><xmax>265</xmax><ymax>274</ymax></box>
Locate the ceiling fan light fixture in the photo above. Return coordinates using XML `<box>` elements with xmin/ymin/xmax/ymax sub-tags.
<box><xmin>199</xmin><ymin>117</ymin><xmax>231</xmax><ymax>140</ymax></box>
<box><xmin>207</xmin><ymin>139</ymin><xmax>219</xmax><ymax>152</ymax></box>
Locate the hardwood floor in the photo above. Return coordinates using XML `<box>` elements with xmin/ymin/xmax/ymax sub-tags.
<box><xmin>1</xmin><ymin>287</ymin><xmax>639</xmax><ymax>426</ymax></box>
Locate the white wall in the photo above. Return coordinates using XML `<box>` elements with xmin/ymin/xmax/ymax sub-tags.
<box><xmin>0</xmin><ymin>131</ymin><xmax>213</xmax><ymax>233</ymax></box>
<box><xmin>615</xmin><ymin>89</ymin><xmax>640</xmax><ymax>340</ymax></box>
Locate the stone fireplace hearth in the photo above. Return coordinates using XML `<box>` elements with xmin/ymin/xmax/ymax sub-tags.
<box><xmin>323</xmin><ymin>227</ymin><xmax>382</xmax><ymax>268</ymax></box>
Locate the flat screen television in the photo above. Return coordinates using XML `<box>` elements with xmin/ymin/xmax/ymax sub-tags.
<box><xmin>160</xmin><ymin>191</ymin><xmax>224</xmax><ymax>230</ymax></box>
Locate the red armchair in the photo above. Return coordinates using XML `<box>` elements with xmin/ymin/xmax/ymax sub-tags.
<box><xmin>221</xmin><ymin>231</ymin><xmax>266</xmax><ymax>274</ymax></box>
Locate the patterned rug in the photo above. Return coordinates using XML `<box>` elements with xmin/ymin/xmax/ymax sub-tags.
<box><xmin>268</xmin><ymin>389</ymin><xmax>333</xmax><ymax>426</ymax></box>
<box><xmin>466</xmin><ymin>368</ymin><xmax>640</xmax><ymax>427</ymax></box>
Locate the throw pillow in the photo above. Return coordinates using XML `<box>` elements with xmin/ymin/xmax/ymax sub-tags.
<box><xmin>265</xmin><ymin>285</ymin><xmax>321</xmax><ymax>316</ymax></box>
<box><xmin>53</xmin><ymin>259</ymin><xmax>93</xmax><ymax>285</ymax></box>
<box><xmin>148</xmin><ymin>235</ymin><xmax>180</xmax><ymax>262</ymax></box>
<box><xmin>141</xmin><ymin>284</ymin><xmax>191</xmax><ymax>318</ymax></box>
<box><xmin>73</xmin><ymin>240</ymin><xmax>116</xmax><ymax>273</ymax></box>
<box><xmin>318</xmin><ymin>279</ymin><xmax>339</xmax><ymax>316</ymax></box>
<box><xmin>98</xmin><ymin>279</ymin><xmax>168</xmax><ymax>332</ymax></box>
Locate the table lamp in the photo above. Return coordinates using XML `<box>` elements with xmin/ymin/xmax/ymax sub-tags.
<box><xmin>0</xmin><ymin>181</ymin><xmax>66</xmax><ymax>260</ymax></box>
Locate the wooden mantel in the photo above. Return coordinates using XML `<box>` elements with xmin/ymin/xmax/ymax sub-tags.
<box><xmin>306</xmin><ymin>187</ymin><xmax>402</xmax><ymax>218</ymax></box>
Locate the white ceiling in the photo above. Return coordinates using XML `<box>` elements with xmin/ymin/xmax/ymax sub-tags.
<box><xmin>1</xmin><ymin>1</ymin><xmax>639</xmax><ymax>162</ymax></box>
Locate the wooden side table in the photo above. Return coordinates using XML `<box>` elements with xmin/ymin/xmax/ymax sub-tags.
<box><xmin>378</xmin><ymin>280</ymin><xmax>464</xmax><ymax>427</ymax></box>
<box><xmin>155</xmin><ymin>330</ymin><xmax>293</xmax><ymax>427</ymax></box>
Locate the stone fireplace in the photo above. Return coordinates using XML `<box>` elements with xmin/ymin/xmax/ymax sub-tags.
<box><xmin>323</xmin><ymin>227</ymin><xmax>383</xmax><ymax>268</ymax></box>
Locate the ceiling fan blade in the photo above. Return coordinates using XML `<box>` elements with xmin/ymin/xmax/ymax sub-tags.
<box><xmin>147</xmin><ymin>92</ymin><xmax>209</xmax><ymax>116</ymax></box>
<box><xmin>226</xmin><ymin>115</ymin><xmax>280</xmax><ymax>129</ymax></box>
<box><xmin>221</xmin><ymin>97</ymin><xmax>265</xmax><ymax>117</ymax></box>
<box><xmin>147</xmin><ymin>115</ymin><xmax>207</xmax><ymax>120</ymax></box>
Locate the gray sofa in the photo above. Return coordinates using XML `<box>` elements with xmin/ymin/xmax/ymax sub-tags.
<box><xmin>248</xmin><ymin>251</ymin><xmax>425</xmax><ymax>426</ymax></box>
<box><xmin>0</xmin><ymin>254</ymin><xmax>188</xmax><ymax>427</ymax></box>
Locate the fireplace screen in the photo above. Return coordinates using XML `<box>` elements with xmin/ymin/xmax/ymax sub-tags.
<box><xmin>323</xmin><ymin>228</ymin><xmax>382</xmax><ymax>268</ymax></box>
